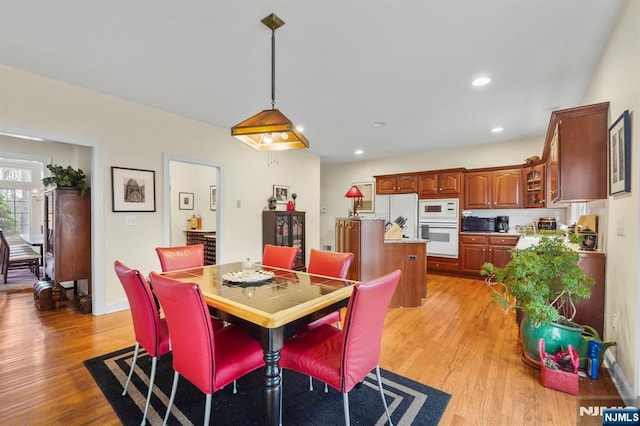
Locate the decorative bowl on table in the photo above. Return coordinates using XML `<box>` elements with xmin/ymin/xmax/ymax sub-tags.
<box><xmin>222</xmin><ymin>270</ymin><xmax>275</xmax><ymax>284</ymax></box>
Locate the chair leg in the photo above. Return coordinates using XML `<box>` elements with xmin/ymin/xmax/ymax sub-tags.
<box><xmin>375</xmin><ymin>365</ymin><xmax>393</xmax><ymax>426</ymax></box>
<box><xmin>342</xmin><ymin>391</ymin><xmax>351</xmax><ymax>426</ymax></box>
<box><xmin>233</xmin><ymin>379</ymin><xmax>237</xmax><ymax>394</ymax></box>
<box><xmin>308</xmin><ymin>376</ymin><xmax>314</xmax><ymax>391</ymax></box>
<box><xmin>163</xmin><ymin>371</ymin><xmax>180</xmax><ymax>426</ymax></box>
<box><xmin>141</xmin><ymin>356</ymin><xmax>158</xmax><ymax>426</ymax></box>
<box><xmin>122</xmin><ymin>342</ymin><xmax>140</xmax><ymax>396</ymax></box>
<box><xmin>204</xmin><ymin>393</ymin><xmax>212</xmax><ymax>426</ymax></box>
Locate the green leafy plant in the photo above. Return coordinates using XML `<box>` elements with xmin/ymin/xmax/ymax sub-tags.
<box><xmin>41</xmin><ymin>163</ymin><xmax>89</xmax><ymax>195</ymax></box>
<box><xmin>480</xmin><ymin>234</ymin><xmax>594</xmax><ymax>326</ymax></box>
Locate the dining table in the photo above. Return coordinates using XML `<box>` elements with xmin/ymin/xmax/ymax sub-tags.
<box><xmin>19</xmin><ymin>233</ymin><xmax>44</xmax><ymax>267</ymax></box>
<box><xmin>158</xmin><ymin>261</ymin><xmax>358</xmax><ymax>426</ymax></box>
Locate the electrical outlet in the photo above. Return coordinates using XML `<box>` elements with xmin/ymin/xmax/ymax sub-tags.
<box><xmin>612</xmin><ymin>313</ymin><xmax>617</xmax><ymax>331</ymax></box>
<box><xmin>125</xmin><ymin>216</ymin><xmax>136</xmax><ymax>226</ymax></box>
<box><xmin>236</xmin><ymin>200</ymin><xmax>241</xmax><ymax>208</ymax></box>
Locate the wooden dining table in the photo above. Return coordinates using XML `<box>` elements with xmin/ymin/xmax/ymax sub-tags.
<box><xmin>158</xmin><ymin>261</ymin><xmax>357</xmax><ymax>426</ymax></box>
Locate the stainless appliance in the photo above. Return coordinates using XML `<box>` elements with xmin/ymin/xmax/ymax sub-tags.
<box><xmin>418</xmin><ymin>198</ymin><xmax>459</xmax><ymax>258</ymax></box>
<box><xmin>374</xmin><ymin>193</ymin><xmax>418</xmax><ymax>238</ymax></box>
<box><xmin>538</xmin><ymin>216</ymin><xmax>557</xmax><ymax>231</ymax></box>
<box><xmin>461</xmin><ymin>216</ymin><xmax>496</xmax><ymax>232</ymax></box>
<box><xmin>496</xmin><ymin>216</ymin><xmax>509</xmax><ymax>233</ymax></box>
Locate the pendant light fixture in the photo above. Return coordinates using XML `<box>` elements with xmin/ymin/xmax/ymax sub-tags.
<box><xmin>231</xmin><ymin>13</ymin><xmax>309</xmax><ymax>151</ymax></box>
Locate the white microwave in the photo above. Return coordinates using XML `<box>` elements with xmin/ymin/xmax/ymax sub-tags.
<box><xmin>418</xmin><ymin>198</ymin><xmax>459</xmax><ymax>222</ymax></box>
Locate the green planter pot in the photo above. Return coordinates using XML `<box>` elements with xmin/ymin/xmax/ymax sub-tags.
<box><xmin>520</xmin><ymin>316</ymin><xmax>584</xmax><ymax>361</ymax></box>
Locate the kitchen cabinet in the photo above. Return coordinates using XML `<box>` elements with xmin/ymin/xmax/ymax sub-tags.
<box><xmin>375</xmin><ymin>174</ymin><xmax>418</xmax><ymax>194</ymax></box>
<box><xmin>418</xmin><ymin>169</ymin><xmax>463</xmax><ymax>198</ymax></box>
<box><xmin>427</xmin><ymin>256</ymin><xmax>459</xmax><ymax>274</ymax></box>
<box><xmin>44</xmin><ymin>188</ymin><xmax>92</xmax><ymax>312</ymax></box>
<box><xmin>524</xmin><ymin>163</ymin><xmax>545</xmax><ymax>208</ymax></box>
<box><xmin>574</xmin><ymin>252</ymin><xmax>606</xmax><ymax>338</ymax></box>
<box><xmin>464</xmin><ymin>168</ymin><xmax>523</xmax><ymax>209</ymax></box>
<box><xmin>543</xmin><ymin>102</ymin><xmax>609</xmax><ymax>202</ymax></box>
<box><xmin>262</xmin><ymin>211</ymin><xmax>306</xmax><ymax>270</ymax></box>
<box><xmin>459</xmin><ymin>234</ymin><xmax>519</xmax><ymax>274</ymax></box>
<box><xmin>335</xmin><ymin>218</ymin><xmax>384</xmax><ymax>282</ymax></box>
<box><xmin>385</xmin><ymin>241</ymin><xmax>426</xmax><ymax>307</ymax></box>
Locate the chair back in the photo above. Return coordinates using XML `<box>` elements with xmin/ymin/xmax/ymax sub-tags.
<box><xmin>149</xmin><ymin>271</ymin><xmax>216</xmax><ymax>394</ymax></box>
<box><xmin>340</xmin><ymin>269</ymin><xmax>401</xmax><ymax>391</ymax></box>
<box><xmin>262</xmin><ymin>244</ymin><xmax>298</xmax><ymax>269</ymax></box>
<box><xmin>307</xmin><ymin>249</ymin><xmax>354</xmax><ymax>279</ymax></box>
<box><xmin>155</xmin><ymin>244</ymin><xmax>204</xmax><ymax>272</ymax></box>
<box><xmin>114</xmin><ymin>261</ymin><xmax>167</xmax><ymax>357</ymax></box>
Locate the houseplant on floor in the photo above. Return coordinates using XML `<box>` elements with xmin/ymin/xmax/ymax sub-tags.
<box><xmin>480</xmin><ymin>233</ymin><xmax>594</xmax><ymax>363</ymax></box>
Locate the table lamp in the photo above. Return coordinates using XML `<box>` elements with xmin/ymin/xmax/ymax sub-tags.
<box><xmin>344</xmin><ymin>185</ymin><xmax>364</xmax><ymax>217</ymax></box>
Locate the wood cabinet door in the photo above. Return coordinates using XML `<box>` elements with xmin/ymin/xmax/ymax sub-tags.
<box><xmin>547</xmin><ymin>123</ymin><xmax>560</xmax><ymax>204</ymax></box>
<box><xmin>524</xmin><ymin>164</ymin><xmax>545</xmax><ymax>208</ymax></box>
<box><xmin>460</xmin><ymin>243</ymin><xmax>487</xmax><ymax>274</ymax></box>
<box><xmin>488</xmin><ymin>246</ymin><xmax>512</xmax><ymax>268</ymax></box>
<box><xmin>418</xmin><ymin>173</ymin><xmax>438</xmax><ymax>196</ymax></box>
<box><xmin>376</xmin><ymin>176</ymin><xmax>397</xmax><ymax>194</ymax></box>
<box><xmin>396</xmin><ymin>175</ymin><xmax>418</xmax><ymax>193</ymax></box>
<box><xmin>492</xmin><ymin>169</ymin><xmax>523</xmax><ymax>208</ymax></box>
<box><xmin>464</xmin><ymin>172</ymin><xmax>491</xmax><ymax>209</ymax></box>
<box><xmin>438</xmin><ymin>171</ymin><xmax>462</xmax><ymax>195</ymax></box>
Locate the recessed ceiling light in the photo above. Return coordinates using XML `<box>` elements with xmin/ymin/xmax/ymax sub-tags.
<box><xmin>354</xmin><ymin>149</ymin><xmax>364</xmax><ymax>155</ymax></box>
<box><xmin>491</xmin><ymin>127</ymin><xmax>504</xmax><ymax>133</ymax></box>
<box><xmin>472</xmin><ymin>76</ymin><xmax>491</xmax><ymax>87</ymax></box>
<box><xmin>373</xmin><ymin>121</ymin><xmax>386</xmax><ymax>127</ymax></box>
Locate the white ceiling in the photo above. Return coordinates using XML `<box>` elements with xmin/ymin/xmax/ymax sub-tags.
<box><xmin>0</xmin><ymin>1</ymin><xmax>624</xmax><ymax>164</ymax></box>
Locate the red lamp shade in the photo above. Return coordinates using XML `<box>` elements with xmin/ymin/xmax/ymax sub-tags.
<box><xmin>344</xmin><ymin>185</ymin><xmax>364</xmax><ymax>198</ymax></box>
<box><xmin>344</xmin><ymin>185</ymin><xmax>364</xmax><ymax>216</ymax></box>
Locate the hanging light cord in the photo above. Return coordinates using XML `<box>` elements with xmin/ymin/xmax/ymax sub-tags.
<box><xmin>270</xmin><ymin>28</ymin><xmax>276</xmax><ymax>110</ymax></box>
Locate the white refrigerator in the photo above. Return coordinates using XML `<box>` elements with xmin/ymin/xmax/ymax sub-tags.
<box><xmin>374</xmin><ymin>193</ymin><xmax>418</xmax><ymax>238</ymax></box>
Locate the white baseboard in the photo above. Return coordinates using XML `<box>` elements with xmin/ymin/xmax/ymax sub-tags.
<box><xmin>604</xmin><ymin>351</ymin><xmax>637</xmax><ymax>406</ymax></box>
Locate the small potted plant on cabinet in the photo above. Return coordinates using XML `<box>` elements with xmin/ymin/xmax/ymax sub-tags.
<box><xmin>480</xmin><ymin>233</ymin><xmax>594</xmax><ymax>363</ymax></box>
<box><xmin>41</xmin><ymin>163</ymin><xmax>89</xmax><ymax>195</ymax></box>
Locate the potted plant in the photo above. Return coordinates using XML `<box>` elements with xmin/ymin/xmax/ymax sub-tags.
<box><xmin>41</xmin><ymin>163</ymin><xmax>89</xmax><ymax>196</ymax></box>
<box><xmin>480</xmin><ymin>233</ymin><xmax>594</xmax><ymax>362</ymax></box>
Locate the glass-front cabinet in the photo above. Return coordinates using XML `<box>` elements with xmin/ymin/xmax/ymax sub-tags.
<box><xmin>524</xmin><ymin>163</ymin><xmax>545</xmax><ymax>208</ymax></box>
<box><xmin>262</xmin><ymin>211</ymin><xmax>306</xmax><ymax>270</ymax></box>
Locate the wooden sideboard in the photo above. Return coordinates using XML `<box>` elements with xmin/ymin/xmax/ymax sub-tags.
<box><xmin>335</xmin><ymin>218</ymin><xmax>384</xmax><ymax>282</ymax></box>
<box><xmin>185</xmin><ymin>230</ymin><xmax>216</xmax><ymax>265</ymax></box>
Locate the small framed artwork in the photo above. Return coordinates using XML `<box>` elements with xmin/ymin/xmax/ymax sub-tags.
<box><xmin>273</xmin><ymin>185</ymin><xmax>289</xmax><ymax>204</ymax></box>
<box><xmin>179</xmin><ymin>192</ymin><xmax>194</xmax><ymax>210</ymax></box>
<box><xmin>111</xmin><ymin>166</ymin><xmax>156</xmax><ymax>212</ymax></box>
<box><xmin>210</xmin><ymin>185</ymin><xmax>217</xmax><ymax>211</ymax></box>
<box><xmin>609</xmin><ymin>110</ymin><xmax>631</xmax><ymax>195</ymax></box>
<box><xmin>352</xmin><ymin>181</ymin><xmax>375</xmax><ymax>213</ymax></box>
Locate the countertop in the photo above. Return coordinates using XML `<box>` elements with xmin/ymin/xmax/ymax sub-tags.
<box><xmin>514</xmin><ymin>234</ymin><xmax>602</xmax><ymax>253</ymax></box>
<box><xmin>384</xmin><ymin>238</ymin><xmax>428</xmax><ymax>244</ymax></box>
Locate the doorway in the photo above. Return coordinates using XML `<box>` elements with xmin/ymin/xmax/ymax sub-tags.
<box><xmin>162</xmin><ymin>153</ymin><xmax>223</xmax><ymax>261</ymax></box>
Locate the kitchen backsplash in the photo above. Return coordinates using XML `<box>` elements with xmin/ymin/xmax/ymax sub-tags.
<box><xmin>461</xmin><ymin>208</ymin><xmax>569</xmax><ymax>232</ymax></box>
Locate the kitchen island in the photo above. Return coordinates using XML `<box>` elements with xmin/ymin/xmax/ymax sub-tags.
<box><xmin>335</xmin><ymin>218</ymin><xmax>427</xmax><ymax>308</ymax></box>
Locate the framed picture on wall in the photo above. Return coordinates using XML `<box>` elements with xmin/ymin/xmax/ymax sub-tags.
<box><xmin>352</xmin><ymin>181</ymin><xmax>375</xmax><ymax>213</ymax></box>
<box><xmin>273</xmin><ymin>185</ymin><xmax>289</xmax><ymax>204</ymax></box>
<box><xmin>111</xmin><ymin>166</ymin><xmax>156</xmax><ymax>212</ymax></box>
<box><xmin>210</xmin><ymin>185</ymin><xmax>217</xmax><ymax>211</ymax></box>
<box><xmin>609</xmin><ymin>110</ymin><xmax>631</xmax><ymax>195</ymax></box>
<box><xmin>179</xmin><ymin>192</ymin><xmax>194</xmax><ymax>210</ymax></box>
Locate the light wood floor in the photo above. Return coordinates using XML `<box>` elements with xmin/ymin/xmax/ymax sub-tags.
<box><xmin>0</xmin><ymin>274</ymin><xmax>622</xmax><ymax>425</ymax></box>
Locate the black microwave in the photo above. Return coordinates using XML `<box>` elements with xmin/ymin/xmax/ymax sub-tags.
<box><xmin>462</xmin><ymin>216</ymin><xmax>496</xmax><ymax>232</ymax></box>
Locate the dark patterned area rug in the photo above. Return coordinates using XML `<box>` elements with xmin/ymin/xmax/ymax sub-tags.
<box><xmin>85</xmin><ymin>346</ymin><xmax>451</xmax><ymax>425</ymax></box>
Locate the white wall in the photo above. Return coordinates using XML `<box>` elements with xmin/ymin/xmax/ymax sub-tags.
<box><xmin>581</xmin><ymin>0</ymin><xmax>640</xmax><ymax>404</ymax></box>
<box><xmin>320</xmin><ymin>137</ymin><xmax>549</xmax><ymax>248</ymax></box>
<box><xmin>0</xmin><ymin>64</ymin><xmax>321</xmax><ymax>314</ymax></box>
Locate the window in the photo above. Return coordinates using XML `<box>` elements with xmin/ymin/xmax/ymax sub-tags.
<box><xmin>0</xmin><ymin>159</ymin><xmax>43</xmax><ymax>238</ymax></box>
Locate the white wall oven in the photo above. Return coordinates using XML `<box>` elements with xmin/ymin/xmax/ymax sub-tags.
<box><xmin>419</xmin><ymin>199</ymin><xmax>459</xmax><ymax>258</ymax></box>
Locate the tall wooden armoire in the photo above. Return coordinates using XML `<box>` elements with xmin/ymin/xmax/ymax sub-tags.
<box><xmin>44</xmin><ymin>188</ymin><xmax>92</xmax><ymax>313</ymax></box>
<box><xmin>335</xmin><ymin>218</ymin><xmax>384</xmax><ymax>282</ymax></box>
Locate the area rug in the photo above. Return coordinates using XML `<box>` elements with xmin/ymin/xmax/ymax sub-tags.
<box><xmin>84</xmin><ymin>346</ymin><xmax>451</xmax><ymax>425</ymax></box>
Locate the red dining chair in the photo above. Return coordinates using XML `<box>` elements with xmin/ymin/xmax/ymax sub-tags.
<box><xmin>155</xmin><ymin>244</ymin><xmax>204</xmax><ymax>271</ymax></box>
<box><xmin>261</xmin><ymin>244</ymin><xmax>299</xmax><ymax>269</ymax></box>
<box><xmin>114</xmin><ymin>261</ymin><xmax>171</xmax><ymax>426</ymax></box>
<box><xmin>156</xmin><ymin>244</ymin><xmax>225</xmax><ymax>332</ymax></box>
<box><xmin>280</xmin><ymin>269</ymin><xmax>402</xmax><ymax>426</ymax></box>
<box><xmin>148</xmin><ymin>271</ymin><xmax>265</xmax><ymax>426</ymax></box>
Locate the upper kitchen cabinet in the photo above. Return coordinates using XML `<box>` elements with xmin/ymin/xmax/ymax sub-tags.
<box><xmin>543</xmin><ymin>102</ymin><xmax>609</xmax><ymax>203</ymax></box>
<box><xmin>464</xmin><ymin>167</ymin><xmax>523</xmax><ymax>209</ymax></box>
<box><xmin>417</xmin><ymin>169</ymin><xmax>464</xmax><ymax>198</ymax></box>
<box><xmin>524</xmin><ymin>163</ymin><xmax>546</xmax><ymax>208</ymax></box>
<box><xmin>375</xmin><ymin>173</ymin><xmax>418</xmax><ymax>194</ymax></box>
